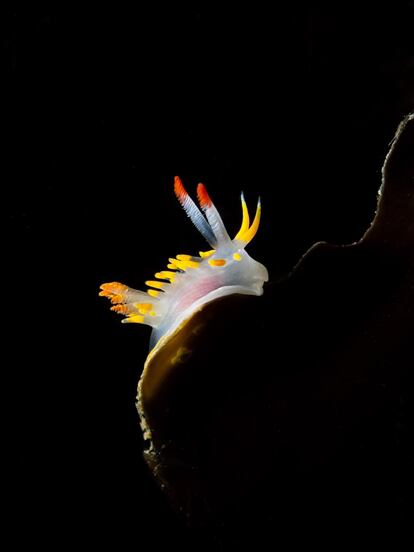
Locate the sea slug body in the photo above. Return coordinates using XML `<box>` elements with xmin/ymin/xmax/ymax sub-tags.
<box><xmin>100</xmin><ymin>177</ymin><xmax>268</xmax><ymax>349</ymax></box>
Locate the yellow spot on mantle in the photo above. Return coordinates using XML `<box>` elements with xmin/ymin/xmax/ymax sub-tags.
<box><xmin>169</xmin><ymin>257</ymin><xmax>199</xmax><ymax>270</ymax></box>
<box><xmin>208</xmin><ymin>259</ymin><xmax>226</xmax><ymax>267</ymax></box>
<box><xmin>155</xmin><ymin>271</ymin><xmax>176</xmax><ymax>282</ymax></box>
<box><xmin>145</xmin><ymin>280</ymin><xmax>164</xmax><ymax>289</ymax></box>
<box><xmin>147</xmin><ymin>289</ymin><xmax>160</xmax><ymax>298</ymax></box>
<box><xmin>123</xmin><ymin>314</ymin><xmax>144</xmax><ymax>324</ymax></box>
<box><xmin>199</xmin><ymin>250</ymin><xmax>214</xmax><ymax>258</ymax></box>
<box><xmin>135</xmin><ymin>302</ymin><xmax>152</xmax><ymax>312</ymax></box>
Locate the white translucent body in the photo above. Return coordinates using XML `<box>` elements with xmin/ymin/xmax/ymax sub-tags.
<box><xmin>147</xmin><ymin>246</ymin><xmax>268</xmax><ymax>347</ymax></box>
<box><xmin>101</xmin><ymin>179</ymin><xmax>269</xmax><ymax>349</ymax></box>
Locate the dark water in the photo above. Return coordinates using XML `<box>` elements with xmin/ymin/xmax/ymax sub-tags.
<box><xmin>4</xmin><ymin>5</ymin><xmax>414</xmax><ymax>549</ymax></box>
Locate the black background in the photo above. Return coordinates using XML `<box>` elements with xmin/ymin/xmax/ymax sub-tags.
<box><xmin>4</xmin><ymin>5</ymin><xmax>414</xmax><ymax>549</ymax></box>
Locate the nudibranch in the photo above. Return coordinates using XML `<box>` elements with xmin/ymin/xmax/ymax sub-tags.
<box><xmin>99</xmin><ymin>176</ymin><xmax>268</xmax><ymax>350</ymax></box>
